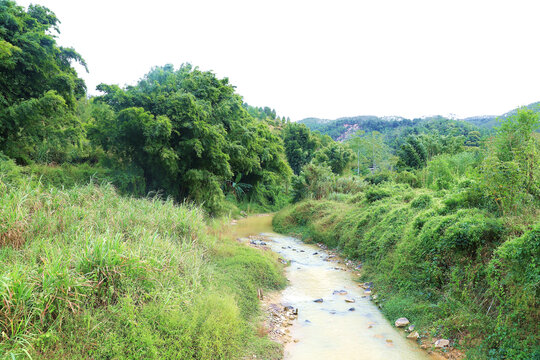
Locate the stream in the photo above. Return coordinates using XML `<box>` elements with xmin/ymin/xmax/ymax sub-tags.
<box><xmin>231</xmin><ymin>215</ymin><xmax>434</xmax><ymax>360</ymax></box>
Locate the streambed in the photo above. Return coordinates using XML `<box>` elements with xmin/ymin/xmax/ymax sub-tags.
<box><xmin>231</xmin><ymin>215</ymin><xmax>433</xmax><ymax>360</ymax></box>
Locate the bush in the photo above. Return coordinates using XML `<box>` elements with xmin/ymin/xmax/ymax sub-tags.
<box><xmin>394</xmin><ymin>170</ymin><xmax>420</xmax><ymax>188</ymax></box>
<box><xmin>0</xmin><ymin>154</ymin><xmax>24</xmax><ymax>186</ymax></box>
<box><xmin>411</xmin><ymin>194</ymin><xmax>432</xmax><ymax>209</ymax></box>
<box><xmin>364</xmin><ymin>171</ymin><xmax>391</xmax><ymax>185</ymax></box>
<box><xmin>365</xmin><ymin>187</ymin><xmax>391</xmax><ymax>203</ymax></box>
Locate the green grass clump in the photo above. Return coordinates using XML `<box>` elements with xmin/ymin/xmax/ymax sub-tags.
<box><xmin>0</xmin><ymin>177</ymin><xmax>286</xmax><ymax>359</ymax></box>
<box><xmin>273</xmin><ymin>182</ymin><xmax>539</xmax><ymax>359</ymax></box>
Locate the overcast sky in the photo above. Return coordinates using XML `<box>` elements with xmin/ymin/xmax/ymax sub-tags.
<box><xmin>17</xmin><ymin>0</ymin><xmax>540</xmax><ymax>120</ymax></box>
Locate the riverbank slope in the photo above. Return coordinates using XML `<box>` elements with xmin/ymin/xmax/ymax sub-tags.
<box><xmin>0</xmin><ymin>178</ymin><xmax>286</xmax><ymax>359</ymax></box>
<box><xmin>273</xmin><ymin>190</ymin><xmax>539</xmax><ymax>359</ymax></box>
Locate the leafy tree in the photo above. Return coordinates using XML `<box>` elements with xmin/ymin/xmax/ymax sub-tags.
<box><xmin>91</xmin><ymin>64</ymin><xmax>291</xmax><ymax>214</ymax></box>
<box><xmin>396</xmin><ymin>135</ymin><xmax>428</xmax><ymax>170</ymax></box>
<box><xmin>481</xmin><ymin>108</ymin><xmax>540</xmax><ymax>214</ymax></box>
<box><xmin>466</xmin><ymin>130</ymin><xmax>482</xmax><ymax>147</ymax></box>
<box><xmin>349</xmin><ymin>131</ymin><xmax>394</xmax><ymax>174</ymax></box>
<box><xmin>291</xmin><ymin>163</ymin><xmax>334</xmax><ymax>202</ymax></box>
<box><xmin>282</xmin><ymin>122</ymin><xmax>319</xmax><ymax>174</ymax></box>
<box><xmin>0</xmin><ymin>0</ymin><xmax>87</xmax><ymax>163</ymax></box>
<box><xmin>313</xmin><ymin>140</ymin><xmax>354</xmax><ymax>174</ymax></box>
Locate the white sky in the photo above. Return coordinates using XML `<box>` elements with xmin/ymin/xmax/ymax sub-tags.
<box><xmin>16</xmin><ymin>0</ymin><xmax>540</xmax><ymax>120</ymax></box>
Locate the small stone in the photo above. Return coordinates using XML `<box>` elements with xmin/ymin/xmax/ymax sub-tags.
<box><xmin>368</xmin><ymin>325</ymin><xmax>373</xmax><ymax>329</ymax></box>
<box><xmin>421</xmin><ymin>344</ymin><xmax>429</xmax><ymax>350</ymax></box>
<box><xmin>364</xmin><ymin>290</ymin><xmax>372</xmax><ymax>295</ymax></box>
<box><xmin>386</xmin><ymin>339</ymin><xmax>393</xmax><ymax>343</ymax></box>
<box><xmin>407</xmin><ymin>331</ymin><xmax>420</xmax><ymax>340</ymax></box>
<box><xmin>313</xmin><ymin>252</ymin><xmax>318</xmax><ymax>255</ymax></box>
<box><xmin>434</xmin><ymin>339</ymin><xmax>450</xmax><ymax>348</ymax></box>
<box><xmin>293</xmin><ymin>339</ymin><xmax>299</xmax><ymax>343</ymax></box>
<box><xmin>395</xmin><ymin>318</ymin><xmax>410</xmax><ymax>327</ymax></box>
<box><xmin>408</xmin><ymin>325</ymin><xmax>415</xmax><ymax>332</ymax></box>
<box><xmin>313</xmin><ymin>298</ymin><xmax>323</xmax><ymax>303</ymax></box>
<box><xmin>345</xmin><ymin>298</ymin><xmax>355</xmax><ymax>303</ymax></box>
<box><xmin>333</xmin><ymin>290</ymin><xmax>348</xmax><ymax>295</ymax></box>
<box><xmin>348</xmin><ymin>307</ymin><xmax>355</xmax><ymax>311</ymax></box>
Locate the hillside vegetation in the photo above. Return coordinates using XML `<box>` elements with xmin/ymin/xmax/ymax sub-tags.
<box><xmin>274</xmin><ymin>109</ymin><xmax>540</xmax><ymax>359</ymax></box>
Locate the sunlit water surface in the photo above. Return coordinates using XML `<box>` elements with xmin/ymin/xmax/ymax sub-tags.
<box><xmin>230</xmin><ymin>216</ymin><xmax>433</xmax><ymax>360</ymax></box>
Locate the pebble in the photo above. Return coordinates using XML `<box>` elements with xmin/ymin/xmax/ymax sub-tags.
<box><xmin>434</xmin><ymin>339</ymin><xmax>450</xmax><ymax>348</ymax></box>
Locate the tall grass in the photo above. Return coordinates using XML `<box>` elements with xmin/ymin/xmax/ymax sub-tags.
<box><xmin>0</xmin><ymin>175</ymin><xmax>285</xmax><ymax>359</ymax></box>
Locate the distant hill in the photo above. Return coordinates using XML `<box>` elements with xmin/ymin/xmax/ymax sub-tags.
<box><xmin>462</xmin><ymin>102</ymin><xmax>540</xmax><ymax>129</ymax></box>
<box><xmin>462</xmin><ymin>115</ymin><xmax>498</xmax><ymax>129</ymax></box>
<box><xmin>299</xmin><ymin>102</ymin><xmax>540</xmax><ymax>140</ymax></box>
<box><xmin>298</xmin><ymin>116</ymin><xmax>415</xmax><ymax>141</ymax></box>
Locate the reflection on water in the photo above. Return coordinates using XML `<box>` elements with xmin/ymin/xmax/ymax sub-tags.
<box><xmin>231</xmin><ymin>216</ymin><xmax>432</xmax><ymax>360</ymax></box>
<box><xmin>227</xmin><ymin>214</ymin><xmax>275</xmax><ymax>238</ymax></box>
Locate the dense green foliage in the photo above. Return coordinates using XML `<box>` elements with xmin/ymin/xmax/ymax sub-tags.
<box><xmin>275</xmin><ymin>109</ymin><xmax>540</xmax><ymax>359</ymax></box>
<box><xmin>0</xmin><ymin>169</ymin><xmax>286</xmax><ymax>359</ymax></box>
<box><xmin>0</xmin><ymin>0</ymin><xmax>305</xmax><ymax>215</ymax></box>
<box><xmin>281</xmin><ymin>122</ymin><xmax>354</xmax><ymax>177</ymax></box>
<box><xmin>281</xmin><ymin>122</ymin><xmax>319</xmax><ymax>174</ymax></box>
<box><xmin>0</xmin><ymin>0</ymin><xmax>87</xmax><ymax>164</ymax></box>
<box><xmin>88</xmin><ymin>64</ymin><xmax>292</xmax><ymax>214</ymax></box>
<box><xmin>244</xmin><ymin>103</ymin><xmax>289</xmax><ymax>126</ymax></box>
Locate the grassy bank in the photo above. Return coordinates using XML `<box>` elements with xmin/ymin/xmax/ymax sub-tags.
<box><xmin>0</xmin><ymin>175</ymin><xmax>286</xmax><ymax>359</ymax></box>
<box><xmin>273</xmin><ymin>183</ymin><xmax>539</xmax><ymax>359</ymax></box>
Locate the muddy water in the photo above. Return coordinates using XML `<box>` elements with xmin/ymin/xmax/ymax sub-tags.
<box><xmin>231</xmin><ymin>216</ymin><xmax>432</xmax><ymax>360</ymax></box>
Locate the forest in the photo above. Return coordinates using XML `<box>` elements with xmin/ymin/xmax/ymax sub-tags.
<box><xmin>1</xmin><ymin>1</ymin><xmax>539</xmax><ymax>359</ymax></box>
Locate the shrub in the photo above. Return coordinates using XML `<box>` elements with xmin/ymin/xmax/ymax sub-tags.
<box><xmin>364</xmin><ymin>171</ymin><xmax>391</xmax><ymax>185</ymax></box>
<box><xmin>394</xmin><ymin>170</ymin><xmax>420</xmax><ymax>188</ymax></box>
<box><xmin>365</xmin><ymin>188</ymin><xmax>391</xmax><ymax>203</ymax></box>
<box><xmin>411</xmin><ymin>194</ymin><xmax>432</xmax><ymax>209</ymax></box>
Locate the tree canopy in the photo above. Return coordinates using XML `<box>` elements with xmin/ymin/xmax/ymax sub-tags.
<box><xmin>90</xmin><ymin>64</ymin><xmax>292</xmax><ymax>214</ymax></box>
<box><xmin>0</xmin><ymin>0</ymin><xmax>87</xmax><ymax>163</ymax></box>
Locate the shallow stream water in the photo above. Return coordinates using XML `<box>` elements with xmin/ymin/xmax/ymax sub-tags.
<box><xmin>230</xmin><ymin>215</ymin><xmax>433</xmax><ymax>360</ymax></box>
